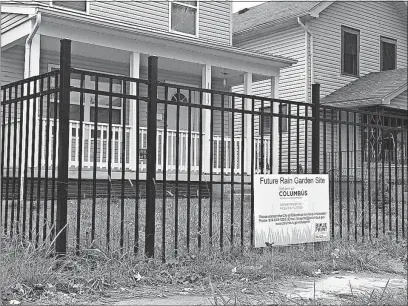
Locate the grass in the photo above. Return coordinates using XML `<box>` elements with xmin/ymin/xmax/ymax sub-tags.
<box><xmin>1</xmin><ymin>192</ymin><xmax>406</xmax><ymax>304</ymax></box>
<box><xmin>2</xmin><ymin>190</ymin><xmax>406</xmax><ymax>256</ymax></box>
<box><xmin>1</xmin><ymin>230</ymin><xmax>406</xmax><ymax>305</ymax></box>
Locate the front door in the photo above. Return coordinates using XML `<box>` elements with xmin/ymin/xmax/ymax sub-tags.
<box><xmin>166</xmin><ymin>88</ymin><xmax>199</xmax><ymax>132</ymax></box>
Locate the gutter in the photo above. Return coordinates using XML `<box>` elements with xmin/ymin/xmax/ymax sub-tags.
<box><xmin>24</xmin><ymin>11</ymin><xmax>41</xmax><ymax>78</ymax></box>
<box><xmin>297</xmin><ymin>17</ymin><xmax>314</xmax><ymax>102</ymax></box>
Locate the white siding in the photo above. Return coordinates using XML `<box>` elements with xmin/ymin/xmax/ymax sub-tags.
<box><xmin>1</xmin><ymin>13</ymin><xmax>28</xmax><ymax>33</ymax></box>
<box><xmin>234</xmin><ymin>26</ymin><xmax>306</xmax><ymax>102</ymax></box>
<box><xmin>234</xmin><ymin>26</ymin><xmax>308</xmax><ymax>171</ymax></box>
<box><xmin>390</xmin><ymin>90</ymin><xmax>407</xmax><ymax>110</ymax></box>
<box><xmin>89</xmin><ymin>1</ymin><xmax>231</xmax><ymax>45</ymax></box>
<box><xmin>199</xmin><ymin>1</ymin><xmax>231</xmax><ymax>45</ymax></box>
<box><xmin>308</xmin><ymin>1</ymin><xmax>408</xmax><ymax>98</ymax></box>
<box><xmin>1</xmin><ymin>45</ymin><xmax>25</xmax><ymax>86</ymax></box>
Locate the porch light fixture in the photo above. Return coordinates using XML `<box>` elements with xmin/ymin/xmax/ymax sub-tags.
<box><xmin>221</xmin><ymin>70</ymin><xmax>228</xmax><ymax>88</ymax></box>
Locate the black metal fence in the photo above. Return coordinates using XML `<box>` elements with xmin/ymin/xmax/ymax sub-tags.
<box><xmin>1</xmin><ymin>40</ymin><xmax>407</xmax><ymax>259</ymax></box>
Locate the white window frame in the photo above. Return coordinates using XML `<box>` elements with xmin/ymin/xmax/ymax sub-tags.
<box><xmin>169</xmin><ymin>0</ymin><xmax>199</xmax><ymax>38</ymax></box>
<box><xmin>48</xmin><ymin>64</ymin><xmax>126</xmax><ymax>125</ymax></box>
<box><xmin>50</xmin><ymin>0</ymin><xmax>90</xmax><ymax>14</ymax></box>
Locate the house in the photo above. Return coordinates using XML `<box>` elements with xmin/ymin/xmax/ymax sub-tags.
<box><xmin>1</xmin><ymin>0</ymin><xmax>296</xmax><ymax>180</ymax></box>
<box><xmin>233</xmin><ymin>1</ymin><xmax>408</xmax><ymax>172</ymax></box>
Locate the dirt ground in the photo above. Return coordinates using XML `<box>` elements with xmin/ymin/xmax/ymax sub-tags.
<box><xmin>110</xmin><ymin>272</ymin><xmax>407</xmax><ymax>305</ymax></box>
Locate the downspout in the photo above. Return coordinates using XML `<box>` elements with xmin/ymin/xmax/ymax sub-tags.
<box><xmin>21</xmin><ymin>12</ymin><xmax>41</xmax><ymax>199</ymax></box>
<box><xmin>297</xmin><ymin>17</ymin><xmax>314</xmax><ymax>102</ymax></box>
<box><xmin>24</xmin><ymin>12</ymin><xmax>41</xmax><ymax>78</ymax></box>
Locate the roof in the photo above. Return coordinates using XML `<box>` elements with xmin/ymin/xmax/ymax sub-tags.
<box><xmin>233</xmin><ymin>1</ymin><xmax>321</xmax><ymax>34</ymax></box>
<box><xmin>322</xmin><ymin>68</ymin><xmax>407</xmax><ymax>107</ymax></box>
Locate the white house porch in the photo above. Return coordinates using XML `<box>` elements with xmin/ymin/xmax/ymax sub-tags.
<box><xmin>1</xmin><ymin>8</ymin><xmax>295</xmax><ymax>177</ymax></box>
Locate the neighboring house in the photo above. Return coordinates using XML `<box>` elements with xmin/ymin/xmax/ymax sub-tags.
<box><xmin>233</xmin><ymin>1</ymin><xmax>407</xmax><ymax>172</ymax></box>
<box><xmin>1</xmin><ymin>0</ymin><xmax>296</xmax><ymax>177</ymax></box>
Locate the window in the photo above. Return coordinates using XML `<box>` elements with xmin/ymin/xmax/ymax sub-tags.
<box><xmin>52</xmin><ymin>1</ymin><xmax>87</xmax><ymax>12</ymax></box>
<box><xmin>259</xmin><ymin>104</ymin><xmax>288</xmax><ymax>135</ymax></box>
<box><xmin>169</xmin><ymin>1</ymin><xmax>198</xmax><ymax>36</ymax></box>
<box><xmin>48</xmin><ymin>64</ymin><xmax>125</xmax><ymax>125</ymax></box>
<box><xmin>380</xmin><ymin>36</ymin><xmax>397</xmax><ymax>71</ymax></box>
<box><xmin>171</xmin><ymin>92</ymin><xmax>188</xmax><ymax>103</ymax></box>
<box><xmin>341</xmin><ymin>26</ymin><xmax>360</xmax><ymax>76</ymax></box>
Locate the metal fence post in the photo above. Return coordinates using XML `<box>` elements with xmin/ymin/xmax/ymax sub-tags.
<box><xmin>145</xmin><ymin>56</ymin><xmax>158</xmax><ymax>258</ymax></box>
<box><xmin>312</xmin><ymin>83</ymin><xmax>320</xmax><ymax>175</ymax></box>
<box><xmin>55</xmin><ymin>39</ymin><xmax>71</xmax><ymax>255</ymax></box>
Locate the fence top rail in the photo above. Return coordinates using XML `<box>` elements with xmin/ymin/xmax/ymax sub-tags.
<box><xmin>71</xmin><ymin>68</ymin><xmax>149</xmax><ymax>85</ymax></box>
<box><xmin>157</xmin><ymin>97</ymin><xmax>314</xmax><ymax>121</ymax></box>
<box><xmin>158</xmin><ymin>80</ymin><xmax>313</xmax><ymax>108</ymax></box>
<box><xmin>1</xmin><ymin>88</ymin><xmax>59</xmax><ymax>106</ymax></box>
<box><xmin>320</xmin><ymin>104</ymin><xmax>408</xmax><ymax>121</ymax></box>
<box><xmin>1</xmin><ymin>70</ymin><xmax>60</xmax><ymax>91</ymax></box>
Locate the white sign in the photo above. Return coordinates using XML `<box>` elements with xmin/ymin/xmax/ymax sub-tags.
<box><xmin>254</xmin><ymin>174</ymin><xmax>330</xmax><ymax>247</ymax></box>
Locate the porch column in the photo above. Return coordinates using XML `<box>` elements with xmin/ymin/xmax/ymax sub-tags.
<box><xmin>202</xmin><ymin>64</ymin><xmax>211</xmax><ymax>173</ymax></box>
<box><xmin>129</xmin><ymin>52</ymin><xmax>140</xmax><ymax>171</ymax></box>
<box><xmin>244</xmin><ymin>72</ymin><xmax>252</xmax><ymax>174</ymax></box>
<box><xmin>271</xmin><ymin>76</ymin><xmax>279</xmax><ymax>174</ymax></box>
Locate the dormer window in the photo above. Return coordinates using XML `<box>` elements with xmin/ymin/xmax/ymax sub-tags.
<box><xmin>170</xmin><ymin>1</ymin><xmax>198</xmax><ymax>36</ymax></box>
<box><xmin>380</xmin><ymin>36</ymin><xmax>397</xmax><ymax>71</ymax></box>
<box><xmin>52</xmin><ymin>1</ymin><xmax>87</xmax><ymax>13</ymax></box>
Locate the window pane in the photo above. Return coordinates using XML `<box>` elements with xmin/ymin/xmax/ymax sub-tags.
<box><xmin>53</xmin><ymin>1</ymin><xmax>87</xmax><ymax>12</ymax></box>
<box><xmin>49</xmin><ymin>102</ymin><xmax>84</xmax><ymax>121</ymax></box>
<box><xmin>343</xmin><ymin>31</ymin><xmax>358</xmax><ymax>75</ymax></box>
<box><xmin>281</xmin><ymin>104</ymin><xmax>288</xmax><ymax>132</ymax></box>
<box><xmin>90</xmin><ymin>107</ymin><xmax>121</xmax><ymax>125</ymax></box>
<box><xmin>381</xmin><ymin>41</ymin><xmax>396</xmax><ymax>71</ymax></box>
<box><xmin>260</xmin><ymin>107</ymin><xmax>271</xmax><ymax>135</ymax></box>
<box><xmin>171</xmin><ymin>3</ymin><xmax>196</xmax><ymax>35</ymax></box>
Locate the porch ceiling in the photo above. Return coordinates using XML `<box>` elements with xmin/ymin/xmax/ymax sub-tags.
<box><xmin>40</xmin><ymin>36</ymin><xmax>268</xmax><ymax>87</ymax></box>
<box><xmin>36</xmin><ymin>14</ymin><xmax>287</xmax><ymax>77</ymax></box>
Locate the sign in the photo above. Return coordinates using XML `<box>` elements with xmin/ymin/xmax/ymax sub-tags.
<box><xmin>254</xmin><ymin>174</ymin><xmax>330</xmax><ymax>247</ymax></box>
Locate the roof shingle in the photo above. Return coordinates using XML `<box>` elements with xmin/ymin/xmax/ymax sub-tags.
<box><xmin>233</xmin><ymin>1</ymin><xmax>320</xmax><ymax>33</ymax></box>
<box><xmin>322</xmin><ymin>68</ymin><xmax>407</xmax><ymax>106</ymax></box>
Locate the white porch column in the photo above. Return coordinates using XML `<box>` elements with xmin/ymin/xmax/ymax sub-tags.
<box><xmin>129</xmin><ymin>52</ymin><xmax>140</xmax><ymax>171</ymax></box>
<box><xmin>244</xmin><ymin>72</ymin><xmax>252</xmax><ymax>174</ymax></box>
<box><xmin>202</xmin><ymin>64</ymin><xmax>211</xmax><ymax>173</ymax></box>
<box><xmin>271</xmin><ymin>76</ymin><xmax>279</xmax><ymax>174</ymax></box>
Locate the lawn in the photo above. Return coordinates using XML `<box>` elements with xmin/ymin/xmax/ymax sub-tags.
<box><xmin>1</xmin><ymin>189</ymin><xmax>406</xmax><ymax>258</ymax></box>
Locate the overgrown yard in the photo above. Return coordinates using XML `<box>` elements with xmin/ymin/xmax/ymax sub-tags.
<box><xmin>1</xmin><ymin>233</ymin><xmax>406</xmax><ymax>305</ymax></box>
<box><xmin>2</xmin><ymin>194</ymin><xmax>406</xmax><ymax>255</ymax></box>
<box><xmin>1</xmin><ymin>195</ymin><xmax>407</xmax><ymax>305</ymax></box>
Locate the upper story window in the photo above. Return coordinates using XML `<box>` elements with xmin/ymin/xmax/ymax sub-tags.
<box><xmin>169</xmin><ymin>1</ymin><xmax>198</xmax><ymax>37</ymax></box>
<box><xmin>52</xmin><ymin>1</ymin><xmax>87</xmax><ymax>13</ymax></box>
<box><xmin>341</xmin><ymin>26</ymin><xmax>360</xmax><ymax>77</ymax></box>
<box><xmin>380</xmin><ymin>36</ymin><xmax>397</xmax><ymax>71</ymax></box>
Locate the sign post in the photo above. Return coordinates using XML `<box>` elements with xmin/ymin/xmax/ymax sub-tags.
<box><xmin>254</xmin><ymin>174</ymin><xmax>330</xmax><ymax>247</ymax></box>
